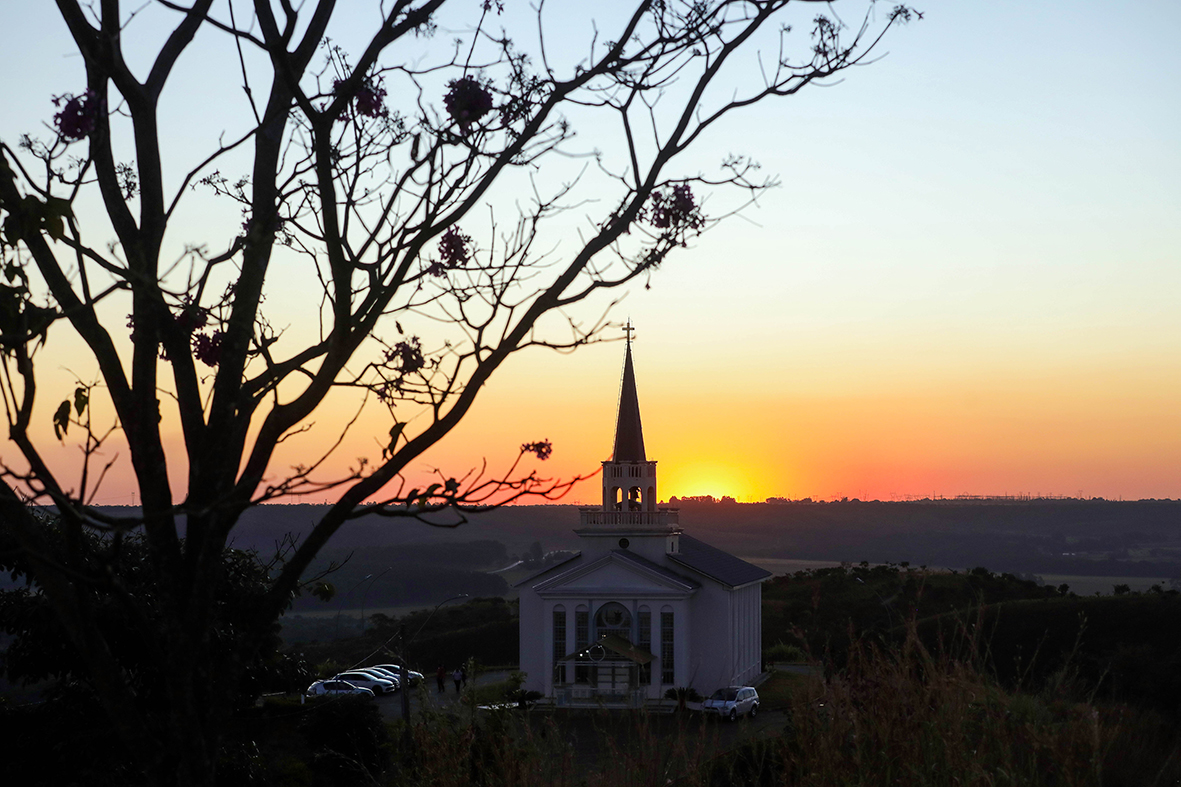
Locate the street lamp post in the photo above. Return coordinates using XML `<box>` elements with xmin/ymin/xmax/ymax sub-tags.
<box><xmin>400</xmin><ymin>593</ymin><xmax>469</xmax><ymax>730</ymax></box>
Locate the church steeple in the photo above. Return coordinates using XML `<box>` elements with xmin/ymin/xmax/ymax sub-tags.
<box><xmin>578</xmin><ymin>324</ymin><xmax>679</xmax><ymax>541</ymax></box>
<box><xmin>598</xmin><ymin>325</ymin><xmax>659</xmax><ymax>514</ymax></box>
<box><xmin>612</xmin><ymin>330</ymin><xmax>647</xmax><ymax>463</ymax></box>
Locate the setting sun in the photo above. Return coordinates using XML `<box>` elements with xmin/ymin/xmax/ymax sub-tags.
<box><xmin>661</xmin><ymin>461</ymin><xmax>763</xmax><ymax>503</ymax></box>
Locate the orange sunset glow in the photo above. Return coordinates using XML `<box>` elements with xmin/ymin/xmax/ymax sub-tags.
<box><xmin>3</xmin><ymin>3</ymin><xmax>1179</xmax><ymax>508</ymax></box>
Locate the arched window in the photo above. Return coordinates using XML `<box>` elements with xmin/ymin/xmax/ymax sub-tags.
<box><xmin>595</xmin><ymin>601</ymin><xmax>632</xmax><ymax>641</ymax></box>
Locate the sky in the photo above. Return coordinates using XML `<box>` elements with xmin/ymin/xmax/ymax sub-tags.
<box><xmin>2</xmin><ymin>1</ymin><xmax>1179</xmax><ymax>506</ymax></box>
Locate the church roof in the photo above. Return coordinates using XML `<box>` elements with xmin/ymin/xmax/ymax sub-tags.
<box><xmin>514</xmin><ymin>548</ymin><xmax>701</xmax><ymax>593</ymax></box>
<box><xmin>611</xmin><ymin>340</ymin><xmax>646</xmax><ymax>462</ymax></box>
<box><xmin>609</xmin><ymin>549</ymin><xmax>700</xmax><ymax>591</ymax></box>
<box><xmin>667</xmin><ymin>535</ymin><xmax>772</xmax><ymax>588</ymax></box>
<box><xmin>511</xmin><ymin>552</ymin><xmax>582</xmax><ymax>588</ymax></box>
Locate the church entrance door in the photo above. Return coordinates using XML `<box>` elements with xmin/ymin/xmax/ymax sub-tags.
<box><xmin>596</xmin><ymin>663</ymin><xmax>631</xmax><ymax>696</ymax></box>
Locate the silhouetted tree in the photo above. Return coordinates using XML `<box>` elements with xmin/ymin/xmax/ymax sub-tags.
<box><xmin>0</xmin><ymin>2</ymin><xmax>916</xmax><ymax>784</ymax></box>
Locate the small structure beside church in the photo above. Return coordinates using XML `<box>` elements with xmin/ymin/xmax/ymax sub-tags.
<box><xmin>517</xmin><ymin>335</ymin><xmax>770</xmax><ymax>707</ymax></box>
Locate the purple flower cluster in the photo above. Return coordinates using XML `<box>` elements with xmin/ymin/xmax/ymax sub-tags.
<box><xmin>389</xmin><ymin>337</ymin><xmax>425</xmax><ymax>374</ymax></box>
<box><xmin>334</xmin><ymin>77</ymin><xmax>388</xmax><ymax>119</ymax></box>
<box><xmin>127</xmin><ymin>305</ymin><xmax>219</xmax><ymax>364</ymax></box>
<box><xmin>444</xmin><ymin>77</ymin><xmax>494</xmax><ymax>134</ymax></box>
<box><xmin>430</xmin><ymin>226</ymin><xmax>473</xmax><ymax>275</ymax></box>
<box><xmin>521</xmin><ymin>440</ymin><xmax>553</xmax><ymax>461</ymax></box>
<box><xmin>354</xmin><ymin>80</ymin><xmax>388</xmax><ymax>118</ymax></box>
<box><xmin>53</xmin><ymin>90</ymin><xmax>99</xmax><ymax>141</ymax></box>
<box><xmin>193</xmin><ymin>330</ymin><xmax>224</xmax><ymax>367</ymax></box>
<box><xmin>175</xmin><ymin>303</ymin><xmax>210</xmax><ymax>335</ymax></box>
<box><xmin>645</xmin><ymin>184</ymin><xmax>705</xmax><ymax>232</ymax></box>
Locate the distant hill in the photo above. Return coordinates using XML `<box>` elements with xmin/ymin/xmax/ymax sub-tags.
<box><xmin>674</xmin><ymin>498</ymin><xmax>1181</xmax><ymax>578</ymax></box>
<box><xmin>71</xmin><ymin>498</ymin><xmax>1181</xmax><ymax>581</ymax></box>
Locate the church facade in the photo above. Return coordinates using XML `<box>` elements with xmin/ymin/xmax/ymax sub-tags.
<box><xmin>516</xmin><ymin>340</ymin><xmax>770</xmax><ymax>707</ymax></box>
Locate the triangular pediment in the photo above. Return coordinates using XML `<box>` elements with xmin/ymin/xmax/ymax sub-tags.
<box><xmin>531</xmin><ymin>552</ymin><xmax>697</xmax><ymax>598</ymax></box>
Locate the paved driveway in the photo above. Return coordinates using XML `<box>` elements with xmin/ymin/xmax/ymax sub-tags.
<box><xmin>374</xmin><ymin>670</ymin><xmax>513</xmax><ymax>722</ymax></box>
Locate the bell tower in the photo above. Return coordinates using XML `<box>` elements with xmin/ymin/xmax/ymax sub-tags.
<box><xmin>601</xmin><ymin>326</ymin><xmax>659</xmax><ymax>513</ymax></box>
<box><xmin>578</xmin><ymin>324</ymin><xmax>678</xmax><ymax>541</ymax></box>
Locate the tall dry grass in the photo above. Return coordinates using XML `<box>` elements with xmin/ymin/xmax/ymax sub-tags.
<box><xmin>756</xmin><ymin>624</ymin><xmax>1180</xmax><ymax>787</ymax></box>
<box><xmin>380</xmin><ymin>625</ymin><xmax>1180</xmax><ymax>787</ymax></box>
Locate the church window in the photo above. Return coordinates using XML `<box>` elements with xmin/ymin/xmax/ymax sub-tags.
<box><xmin>575</xmin><ymin>607</ymin><xmax>589</xmax><ymax>684</ymax></box>
<box><xmin>638</xmin><ymin>606</ymin><xmax>652</xmax><ymax>685</ymax></box>
<box><xmin>660</xmin><ymin>608</ymin><xmax>675</xmax><ymax>685</ymax></box>
<box><xmin>552</xmin><ymin>606</ymin><xmax>566</xmax><ymax>684</ymax></box>
<box><xmin>595</xmin><ymin>602</ymin><xmax>632</xmax><ymax>640</ymax></box>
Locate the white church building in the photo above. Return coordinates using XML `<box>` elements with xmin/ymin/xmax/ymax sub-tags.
<box><xmin>517</xmin><ymin>338</ymin><xmax>770</xmax><ymax>707</ymax></box>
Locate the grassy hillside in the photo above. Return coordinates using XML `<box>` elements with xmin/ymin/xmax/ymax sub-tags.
<box><xmin>765</xmin><ymin>562</ymin><xmax>1181</xmax><ymax>714</ymax></box>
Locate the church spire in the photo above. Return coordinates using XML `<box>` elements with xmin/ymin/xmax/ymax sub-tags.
<box><xmin>611</xmin><ymin>323</ymin><xmax>646</xmax><ymax>462</ymax></box>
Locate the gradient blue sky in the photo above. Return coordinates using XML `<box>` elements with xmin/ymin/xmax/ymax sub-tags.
<box><xmin>2</xmin><ymin>1</ymin><xmax>1178</xmax><ymax>504</ymax></box>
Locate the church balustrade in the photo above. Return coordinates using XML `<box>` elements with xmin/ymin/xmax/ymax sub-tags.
<box><xmin>579</xmin><ymin>509</ymin><xmax>679</xmax><ymax>527</ymax></box>
<box><xmin>605</xmin><ymin>462</ymin><xmax>657</xmax><ymax>478</ymax></box>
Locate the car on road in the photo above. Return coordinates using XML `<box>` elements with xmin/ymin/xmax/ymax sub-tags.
<box><xmin>702</xmin><ymin>686</ymin><xmax>759</xmax><ymax>721</ymax></box>
<box><xmin>307</xmin><ymin>679</ymin><xmax>375</xmax><ymax>698</ymax></box>
<box><xmin>334</xmin><ymin>671</ymin><xmax>397</xmax><ymax>695</ymax></box>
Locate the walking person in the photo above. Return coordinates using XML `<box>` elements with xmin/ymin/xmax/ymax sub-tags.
<box><xmin>452</xmin><ymin>667</ymin><xmax>462</xmax><ymax>693</ymax></box>
<box><xmin>436</xmin><ymin>665</ymin><xmax>446</xmax><ymax>693</ymax></box>
<box><xmin>460</xmin><ymin>663</ymin><xmax>468</xmax><ymax>688</ymax></box>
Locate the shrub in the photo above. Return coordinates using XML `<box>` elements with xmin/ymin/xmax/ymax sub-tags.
<box><xmin>298</xmin><ymin>695</ymin><xmax>391</xmax><ymax>785</ymax></box>
<box><xmin>764</xmin><ymin>641</ymin><xmax>808</xmax><ymax>663</ymax></box>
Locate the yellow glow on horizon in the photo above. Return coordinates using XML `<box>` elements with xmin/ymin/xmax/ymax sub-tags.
<box><xmin>661</xmin><ymin>461</ymin><xmax>763</xmax><ymax>503</ymax></box>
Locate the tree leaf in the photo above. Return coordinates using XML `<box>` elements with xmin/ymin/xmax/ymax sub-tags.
<box><xmin>52</xmin><ymin>399</ymin><xmax>70</xmax><ymax>440</ymax></box>
<box><xmin>44</xmin><ymin>214</ymin><xmax>65</xmax><ymax>241</ymax></box>
<box><xmin>73</xmin><ymin>386</ymin><xmax>88</xmax><ymax>416</ymax></box>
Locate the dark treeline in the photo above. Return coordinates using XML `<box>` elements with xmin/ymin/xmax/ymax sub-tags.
<box><xmin>79</xmin><ymin>500</ymin><xmax>1181</xmax><ymax>586</ymax></box>
<box><xmin>673</xmin><ymin>499</ymin><xmax>1181</xmax><ymax>578</ymax></box>
<box><xmin>293</xmin><ymin>597</ymin><xmax>519</xmax><ymax>672</ymax></box>
<box><xmin>289</xmin><ymin>541</ymin><xmax>512</xmax><ymax>613</ymax></box>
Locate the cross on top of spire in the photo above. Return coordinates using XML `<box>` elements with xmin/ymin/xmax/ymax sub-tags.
<box><xmin>623</xmin><ymin>320</ymin><xmax>635</xmax><ymax>346</ymax></box>
<box><xmin>611</xmin><ymin>325</ymin><xmax>646</xmax><ymax>463</ymax></box>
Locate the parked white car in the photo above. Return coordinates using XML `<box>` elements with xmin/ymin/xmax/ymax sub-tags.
<box><xmin>307</xmin><ymin>679</ymin><xmax>375</xmax><ymax>698</ymax></box>
<box><xmin>370</xmin><ymin>665</ymin><xmax>424</xmax><ymax>685</ymax></box>
<box><xmin>702</xmin><ymin>686</ymin><xmax>759</xmax><ymax>720</ymax></box>
<box><xmin>355</xmin><ymin>667</ymin><xmax>401</xmax><ymax>687</ymax></box>
<box><xmin>334</xmin><ymin>671</ymin><xmax>397</xmax><ymax>695</ymax></box>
